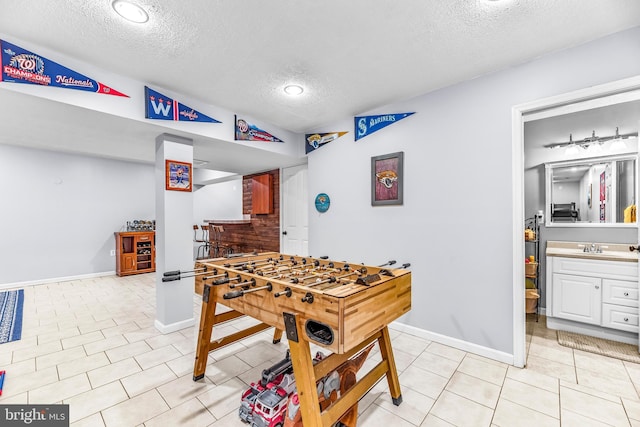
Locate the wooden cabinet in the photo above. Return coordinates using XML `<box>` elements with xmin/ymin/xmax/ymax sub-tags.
<box><xmin>115</xmin><ymin>231</ymin><xmax>155</xmax><ymax>276</ymax></box>
<box><xmin>252</xmin><ymin>173</ymin><xmax>273</xmax><ymax>214</ymax></box>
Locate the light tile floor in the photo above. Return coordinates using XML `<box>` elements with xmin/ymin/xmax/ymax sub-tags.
<box><xmin>2</xmin><ymin>274</ymin><xmax>640</xmax><ymax>426</ymax></box>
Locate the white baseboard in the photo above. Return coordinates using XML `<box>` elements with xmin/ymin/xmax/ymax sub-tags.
<box><xmin>0</xmin><ymin>271</ymin><xmax>116</xmax><ymax>291</ymax></box>
<box><xmin>389</xmin><ymin>321</ymin><xmax>515</xmax><ymax>365</ymax></box>
<box><xmin>154</xmin><ymin>317</ymin><xmax>195</xmax><ymax>334</ymax></box>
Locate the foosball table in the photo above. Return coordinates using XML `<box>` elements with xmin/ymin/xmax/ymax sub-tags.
<box><xmin>168</xmin><ymin>252</ymin><xmax>411</xmax><ymax>426</ymax></box>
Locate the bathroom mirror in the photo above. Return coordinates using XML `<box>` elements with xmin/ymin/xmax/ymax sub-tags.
<box><xmin>545</xmin><ymin>154</ymin><xmax>638</xmax><ymax>226</ymax></box>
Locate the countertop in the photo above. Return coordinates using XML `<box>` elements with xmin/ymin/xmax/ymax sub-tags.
<box><xmin>204</xmin><ymin>219</ymin><xmax>252</xmax><ymax>225</ymax></box>
<box><xmin>546</xmin><ymin>241</ymin><xmax>638</xmax><ymax>262</ymax></box>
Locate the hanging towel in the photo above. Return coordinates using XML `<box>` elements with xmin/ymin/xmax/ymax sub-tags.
<box><xmin>624</xmin><ymin>204</ymin><xmax>637</xmax><ymax>223</ymax></box>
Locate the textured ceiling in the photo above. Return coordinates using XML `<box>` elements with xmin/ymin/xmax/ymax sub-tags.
<box><xmin>0</xmin><ymin>0</ymin><xmax>639</xmax><ymax>172</ymax></box>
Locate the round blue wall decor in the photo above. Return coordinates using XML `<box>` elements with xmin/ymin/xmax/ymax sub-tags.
<box><xmin>315</xmin><ymin>193</ymin><xmax>330</xmax><ymax>213</ymax></box>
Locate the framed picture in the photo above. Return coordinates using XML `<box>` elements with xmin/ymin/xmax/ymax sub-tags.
<box><xmin>165</xmin><ymin>160</ymin><xmax>192</xmax><ymax>192</ymax></box>
<box><xmin>371</xmin><ymin>151</ymin><xmax>404</xmax><ymax>206</ymax></box>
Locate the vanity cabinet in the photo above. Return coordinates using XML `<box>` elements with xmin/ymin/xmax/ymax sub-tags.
<box><xmin>549</xmin><ymin>256</ymin><xmax>638</xmax><ymax>333</ymax></box>
<box><xmin>602</xmin><ymin>279</ymin><xmax>639</xmax><ymax>332</ymax></box>
<box><xmin>552</xmin><ymin>273</ymin><xmax>601</xmax><ymax>325</ymax></box>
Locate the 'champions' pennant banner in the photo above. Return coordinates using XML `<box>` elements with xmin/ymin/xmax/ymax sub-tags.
<box><xmin>235</xmin><ymin>115</ymin><xmax>283</xmax><ymax>143</ymax></box>
<box><xmin>0</xmin><ymin>39</ymin><xmax>128</xmax><ymax>97</ymax></box>
<box><xmin>354</xmin><ymin>112</ymin><xmax>415</xmax><ymax>141</ymax></box>
<box><xmin>145</xmin><ymin>86</ymin><xmax>220</xmax><ymax>123</ymax></box>
<box><xmin>305</xmin><ymin>132</ymin><xmax>348</xmax><ymax>154</ymax></box>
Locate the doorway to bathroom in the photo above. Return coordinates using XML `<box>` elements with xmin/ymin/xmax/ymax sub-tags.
<box><xmin>513</xmin><ymin>75</ymin><xmax>640</xmax><ymax>368</ymax></box>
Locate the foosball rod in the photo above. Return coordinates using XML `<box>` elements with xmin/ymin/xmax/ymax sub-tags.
<box><xmin>163</xmin><ymin>267</ymin><xmax>206</xmax><ymax>277</ymax></box>
<box><xmin>229</xmin><ymin>278</ymin><xmax>256</xmax><ymax>289</ymax></box>
<box><xmin>224</xmin><ymin>283</ymin><xmax>272</xmax><ymax>299</ymax></box>
<box><xmin>161</xmin><ymin>269</ymin><xmax>209</xmax><ymax>282</ymax></box>
<box><xmin>293</xmin><ymin>267</ymin><xmax>367</xmax><ymax>289</ymax></box>
<box><xmin>225</xmin><ymin>257</ymin><xmax>277</xmax><ymax>269</ymax></box>
<box><xmin>213</xmin><ymin>275</ymin><xmax>242</xmax><ymax>285</ymax></box>
<box><xmin>378</xmin><ymin>260</ymin><xmax>396</xmax><ymax>267</ymax></box>
<box><xmin>224</xmin><ymin>251</ymin><xmax>260</xmax><ymax>259</ymax></box>
<box><xmin>202</xmin><ymin>272</ymin><xmax>228</xmax><ymax>280</ymax></box>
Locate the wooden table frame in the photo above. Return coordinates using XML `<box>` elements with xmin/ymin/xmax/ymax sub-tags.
<box><xmin>193</xmin><ymin>283</ymin><xmax>403</xmax><ymax>427</ymax></box>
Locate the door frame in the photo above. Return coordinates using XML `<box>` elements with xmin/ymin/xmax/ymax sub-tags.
<box><xmin>511</xmin><ymin>75</ymin><xmax>640</xmax><ymax>367</ymax></box>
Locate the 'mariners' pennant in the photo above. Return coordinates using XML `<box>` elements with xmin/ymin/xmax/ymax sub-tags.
<box><xmin>305</xmin><ymin>131</ymin><xmax>348</xmax><ymax>154</ymax></box>
<box><xmin>235</xmin><ymin>115</ymin><xmax>283</xmax><ymax>142</ymax></box>
<box><xmin>145</xmin><ymin>86</ymin><xmax>221</xmax><ymax>123</ymax></box>
<box><xmin>0</xmin><ymin>39</ymin><xmax>128</xmax><ymax>97</ymax></box>
<box><xmin>354</xmin><ymin>112</ymin><xmax>415</xmax><ymax>141</ymax></box>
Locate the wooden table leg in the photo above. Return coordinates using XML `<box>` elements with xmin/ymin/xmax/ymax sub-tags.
<box><xmin>193</xmin><ymin>285</ymin><xmax>216</xmax><ymax>380</ymax></box>
<box><xmin>272</xmin><ymin>328</ymin><xmax>283</xmax><ymax>344</ymax></box>
<box><xmin>284</xmin><ymin>313</ymin><xmax>323</xmax><ymax>426</ymax></box>
<box><xmin>378</xmin><ymin>326</ymin><xmax>402</xmax><ymax>405</ymax></box>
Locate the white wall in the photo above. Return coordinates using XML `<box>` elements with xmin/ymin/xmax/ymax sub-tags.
<box><xmin>193</xmin><ymin>177</ymin><xmax>243</xmax><ymax>224</ymax></box>
<box><xmin>552</xmin><ymin>182</ymin><xmax>580</xmax><ymax>205</ymax></box>
<box><xmin>0</xmin><ymin>145</ymin><xmax>154</xmax><ymax>285</ymax></box>
<box><xmin>307</xmin><ymin>26</ymin><xmax>640</xmax><ymax>355</ymax></box>
<box><xmin>0</xmin><ymin>144</ymin><xmax>244</xmax><ymax>285</ymax></box>
<box><xmin>192</xmin><ymin>177</ymin><xmax>243</xmax><ymax>258</ymax></box>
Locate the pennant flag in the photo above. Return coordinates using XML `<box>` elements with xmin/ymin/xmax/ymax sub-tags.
<box><xmin>354</xmin><ymin>112</ymin><xmax>415</xmax><ymax>141</ymax></box>
<box><xmin>144</xmin><ymin>86</ymin><xmax>220</xmax><ymax>123</ymax></box>
<box><xmin>235</xmin><ymin>115</ymin><xmax>283</xmax><ymax>143</ymax></box>
<box><xmin>305</xmin><ymin>132</ymin><xmax>348</xmax><ymax>154</ymax></box>
<box><xmin>0</xmin><ymin>39</ymin><xmax>128</xmax><ymax>97</ymax></box>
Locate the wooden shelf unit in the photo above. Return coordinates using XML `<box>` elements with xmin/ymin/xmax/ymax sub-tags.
<box><xmin>115</xmin><ymin>231</ymin><xmax>155</xmax><ymax>276</ymax></box>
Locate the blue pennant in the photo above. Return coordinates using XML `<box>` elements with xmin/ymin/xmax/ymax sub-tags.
<box><xmin>354</xmin><ymin>112</ymin><xmax>415</xmax><ymax>141</ymax></box>
<box><xmin>145</xmin><ymin>86</ymin><xmax>220</xmax><ymax>123</ymax></box>
<box><xmin>1</xmin><ymin>39</ymin><xmax>128</xmax><ymax>97</ymax></box>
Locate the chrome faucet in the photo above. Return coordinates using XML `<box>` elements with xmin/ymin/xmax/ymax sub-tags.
<box><xmin>583</xmin><ymin>243</ymin><xmax>602</xmax><ymax>253</ymax></box>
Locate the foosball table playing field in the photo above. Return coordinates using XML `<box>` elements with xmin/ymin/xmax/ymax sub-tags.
<box><xmin>165</xmin><ymin>252</ymin><xmax>411</xmax><ymax>426</ymax></box>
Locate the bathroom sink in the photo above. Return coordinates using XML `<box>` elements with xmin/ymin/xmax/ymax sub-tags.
<box><xmin>546</xmin><ymin>241</ymin><xmax>638</xmax><ymax>262</ymax></box>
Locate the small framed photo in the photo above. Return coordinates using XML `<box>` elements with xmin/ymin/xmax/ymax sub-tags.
<box><xmin>371</xmin><ymin>151</ymin><xmax>404</xmax><ymax>206</ymax></box>
<box><xmin>165</xmin><ymin>160</ymin><xmax>192</xmax><ymax>192</ymax></box>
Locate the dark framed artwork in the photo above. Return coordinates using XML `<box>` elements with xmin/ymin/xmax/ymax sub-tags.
<box><xmin>371</xmin><ymin>151</ymin><xmax>404</xmax><ymax>206</ymax></box>
<box><xmin>165</xmin><ymin>160</ymin><xmax>192</xmax><ymax>192</ymax></box>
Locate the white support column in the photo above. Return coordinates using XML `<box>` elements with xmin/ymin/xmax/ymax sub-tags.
<box><xmin>154</xmin><ymin>133</ymin><xmax>195</xmax><ymax>333</ymax></box>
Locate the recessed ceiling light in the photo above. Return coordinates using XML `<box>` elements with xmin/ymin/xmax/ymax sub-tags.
<box><xmin>284</xmin><ymin>84</ymin><xmax>304</xmax><ymax>96</ymax></box>
<box><xmin>112</xmin><ymin>0</ymin><xmax>149</xmax><ymax>23</ymax></box>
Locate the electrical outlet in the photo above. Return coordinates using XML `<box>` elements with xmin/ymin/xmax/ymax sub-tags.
<box><xmin>110</xmin><ymin>250</ymin><xmax>116</xmax><ymax>256</ymax></box>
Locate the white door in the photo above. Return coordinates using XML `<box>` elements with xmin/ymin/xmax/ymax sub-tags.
<box><xmin>281</xmin><ymin>164</ymin><xmax>309</xmax><ymax>256</ymax></box>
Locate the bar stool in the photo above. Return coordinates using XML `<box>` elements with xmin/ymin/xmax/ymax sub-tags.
<box><xmin>193</xmin><ymin>225</ymin><xmax>208</xmax><ymax>259</ymax></box>
<box><xmin>199</xmin><ymin>225</ymin><xmax>211</xmax><ymax>258</ymax></box>
<box><xmin>211</xmin><ymin>225</ymin><xmax>232</xmax><ymax>258</ymax></box>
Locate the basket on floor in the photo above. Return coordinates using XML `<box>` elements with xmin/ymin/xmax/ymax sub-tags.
<box><xmin>526</xmin><ymin>289</ymin><xmax>540</xmax><ymax>313</ymax></box>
